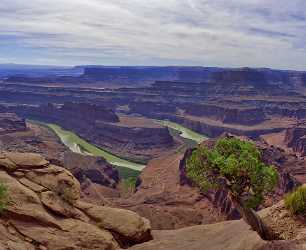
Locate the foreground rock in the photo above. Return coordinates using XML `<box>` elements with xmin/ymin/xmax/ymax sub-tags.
<box><xmin>130</xmin><ymin>202</ymin><xmax>306</xmax><ymax>250</ymax></box>
<box><xmin>114</xmin><ymin>134</ymin><xmax>305</xmax><ymax>231</ymax></box>
<box><xmin>0</xmin><ymin>121</ymin><xmax>67</xmax><ymax>163</ymax></box>
<box><xmin>113</xmin><ymin>151</ymin><xmax>223</xmax><ymax>230</ymax></box>
<box><xmin>0</xmin><ymin>152</ymin><xmax>151</xmax><ymax>249</ymax></box>
<box><xmin>130</xmin><ymin>220</ymin><xmax>265</xmax><ymax>250</ymax></box>
<box><xmin>131</xmin><ymin>199</ymin><xmax>306</xmax><ymax>250</ymax></box>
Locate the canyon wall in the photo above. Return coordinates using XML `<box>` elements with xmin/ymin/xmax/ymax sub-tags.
<box><xmin>0</xmin><ymin>113</ymin><xmax>27</xmax><ymax>134</ymax></box>
<box><xmin>285</xmin><ymin>126</ymin><xmax>306</xmax><ymax>156</ymax></box>
<box><xmin>13</xmin><ymin>103</ymin><xmax>175</xmax><ymax>161</ymax></box>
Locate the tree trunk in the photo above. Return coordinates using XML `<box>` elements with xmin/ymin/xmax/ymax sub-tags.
<box><xmin>231</xmin><ymin>195</ymin><xmax>276</xmax><ymax>241</ymax></box>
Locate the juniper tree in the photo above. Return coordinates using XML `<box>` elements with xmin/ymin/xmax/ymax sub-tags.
<box><xmin>186</xmin><ymin>137</ymin><xmax>278</xmax><ymax>240</ymax></box>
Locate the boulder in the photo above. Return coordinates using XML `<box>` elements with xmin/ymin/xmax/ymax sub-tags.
<box><xmin>4</xmin><ymin>152</ymin><xmax>49</xmax><ymax>168</ymax></box>
<box><xmin>77</xmin><ymin>201</ymin><xmax>152</xmax><ymax>245</ymax></box>
<box><xmin>40</xmin><ymin>191</ymin><xmax>88</xmax><ymax>221</ymax></box>
<box><xmin>0</xmin><ymin>152</ymin><xmax>152</xmax><ymax>249</ymax></box>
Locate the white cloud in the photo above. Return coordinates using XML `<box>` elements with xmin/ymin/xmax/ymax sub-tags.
<box><xmin>0</xmin><ymin>0</ymin><xmax>305</xmax><ymax>69</ymax></box>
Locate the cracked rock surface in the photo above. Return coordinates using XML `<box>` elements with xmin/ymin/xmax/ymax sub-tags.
<box><xmin>0</xmin><ymin>152</ymin><xmax>151</xmax><ymax>250</ymax></box>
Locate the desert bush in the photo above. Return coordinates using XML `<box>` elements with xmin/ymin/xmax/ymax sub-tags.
<box><xmin>285</xmin><ymin>186</ymin><xmax>306</xmax><ymax>215</ymax></box>
<box><xmin>0</xmin><ymin>182</ymin><xmax>8</xmax><ymax>213</ymax></box>
<box><xmin>122</xmin><ymin>177</ymin><xmax>137</xmax><ymax>193</ymax></box>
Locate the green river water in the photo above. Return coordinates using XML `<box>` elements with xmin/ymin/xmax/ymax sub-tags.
<box><xmin>37</xmin><ymin>120</ymin><xmax>207</xmax><ymax>178</ymax></box>
<box><xmin>155</xmin><ymin>120</ymin><xmax>207</xmax><ymax>143</ymax></box>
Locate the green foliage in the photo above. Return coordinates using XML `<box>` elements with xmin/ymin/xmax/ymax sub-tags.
<box><xmin>285</xmin><ymin>186</ymin><xmax>306</xmax><ymax>215</ymax></box>
<box><xmin>0</xmin><ymin>183</ymin><xmax>8</xmax><ymax>213</ymax></box>
<box><xmin>186</xmin><ymin>137</ymin><xmax>278</xmax><ymax>208</ymax></box>
<box><xmin>122</xmin><ymin>177</ymin><xmax>137</xmax><ymax>193</ymax></box>
<box><xmin>117</xmin><ymin>167</ymin><xmax>140</xmax><ymax>180</ymax></box>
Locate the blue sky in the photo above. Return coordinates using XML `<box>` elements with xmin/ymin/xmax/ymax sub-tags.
<box><xmin>0</xmin><ymin>0</ymin><xmax>305</xmax><ymax>70</ymax></box>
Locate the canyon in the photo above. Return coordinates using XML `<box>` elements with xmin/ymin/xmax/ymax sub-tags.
<box><xmin>1</xmin><ymin>66</ymin><xmax>306</xmax><ymax>249</ymax></box>
<box><xmin>2</xmin><ymin>67</ymin><xmax>306</xmax><ymax>142</ymax></box>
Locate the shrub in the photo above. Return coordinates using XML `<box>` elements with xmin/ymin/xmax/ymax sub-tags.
<box><xmin>285</xmin><ymin>186</ymin><xmax>306</xmax><ymax>215</ymax></box>
<box><xmin>0</xmin><ymin>183</ymin><xmax>8</xmax><ymax>213</ymax></box>
<box><xmin>122</xmin><ymin>177</ymin><xmax>137</xmax><ymax>193</ymax></box>
<box><xmin>186</xmin><ymin>137</ymin><xmax>278</xmax><ymax>208</ymax></box>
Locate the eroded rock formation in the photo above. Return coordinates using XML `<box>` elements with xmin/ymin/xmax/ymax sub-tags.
<box><xmin>285</xmin><ymin>126</ymin><xmax>306</xmax><ymax>156</ymax></box>
<box><xmin>0</xmin><ymin>113</ymin><xmax>26</xmax><ymax>134</ymax></box>
<box><xmin>131</xmin><ymin>200</ymin><xmax>306</xmax><ymax>250</ymax></box>
<box><xmin>63</xmin><ymin>152</ymin><xmax>119</xmax><ymax>188</ymax></box>
<box><xmin>0</xmin><ymin>152</ymin><xmax>151</xmax><ymax>249</ymax></box>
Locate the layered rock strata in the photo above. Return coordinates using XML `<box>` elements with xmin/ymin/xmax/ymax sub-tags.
<box><xmin>0</xmin><ymin>113</ymin><xmax>26</xmax><ymax>134</ymax></box>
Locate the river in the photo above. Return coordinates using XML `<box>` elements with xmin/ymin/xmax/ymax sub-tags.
<box><xmin>45</xmin><ymin>124</ymin><xmax>146</xmax><ymax>174</ymax></box>
<box><xmin>155</xmin><ymin>120</ymin><xmax>207</xmax><ymax>143</ymax></box>
<box><xmin>35</xmin><ymin>120</ymin><xmax>207</xmax><ymax>178</ymax></box>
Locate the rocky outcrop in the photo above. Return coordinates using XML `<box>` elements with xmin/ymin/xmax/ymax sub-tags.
<box><xmin>0</xmin><ymin>122</ymin><xmax>67</xmax><ymax>164</ymax></box>
<box><xmin>0</xmin><ymin>152</ymin><xmax>151</xmax><ymax>249</ymax></box>
<box><xmin>63</xmin><ymin>152</ymin><xmax>119</xmax><ymax>188</ymax></box>
<box><xmin>92</xmin><ymin>120</ymin><xmax>174</xmax><ymax>160</ymax></box>
<box><xmin>130</xmin><ymin>220</ymin><xmax>265</xmax><ymax>250</ymax></box>
<box><xmin>131</xmin><ymin>200</ymin><xmax>306</xmax><ymax>250</ymax></box>
<box><xmin>114</xmin><ymin>151</ymin><xmax>224</xmax><ymax>230</ymax></box>
<box><xmin>0</xmin><ymin>113</ymin><xmax>26</xmax><ymax>134</ymax></box>
<box><xmin>285</xmin><ymin>126</ymin><xmax>306</xmax><ymax>156</ymax></box>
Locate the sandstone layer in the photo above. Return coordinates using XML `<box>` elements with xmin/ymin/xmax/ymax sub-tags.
<box><xmin>131</xmin><ymin>200</ymin><xmax>306</xmax><ymax>250</ymax></box>
<box><xmin>0</xmin><ymin>152</ymin><xmax>151</xmax><ymax>249</ymax></box>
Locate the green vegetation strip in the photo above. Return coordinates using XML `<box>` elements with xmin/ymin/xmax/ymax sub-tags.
<box><xmin>35</xmin><ymin>121</ymin><xmax>144</xmax><ymax>179</ymax></box>
<box><xmin>155</xmin><ymin>120</ymin><xmax>208</xmax><ymax>143</ymax></box>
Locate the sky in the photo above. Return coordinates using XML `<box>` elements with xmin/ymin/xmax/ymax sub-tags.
<box><xmin>0</xmin><ymin>0</ymin><xmax>305</xmax><ymax>70</ymax></box>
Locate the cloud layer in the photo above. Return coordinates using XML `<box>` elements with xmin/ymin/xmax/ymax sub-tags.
<box><xmin>0</xmin><ymin>0</ymin><xmax>305</xmax><ymax>69</ymax></box>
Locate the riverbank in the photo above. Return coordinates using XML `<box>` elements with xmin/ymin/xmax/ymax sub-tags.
<box><xmin>28</xmin><ymin>119</ymin><xmax>208</xmax><ymax>179</ymax></box>
<box><xmin>155</xmin><ymin>120</ymin><xmax>208</xmax><ymax>143</ymax></box>
<box><xmin>31</xmin><ymin>121</ymin><xmax>144</xmax><ymax>179</ymax></box>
